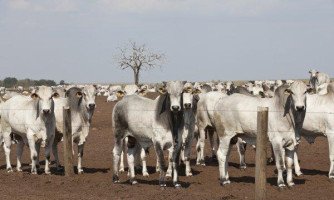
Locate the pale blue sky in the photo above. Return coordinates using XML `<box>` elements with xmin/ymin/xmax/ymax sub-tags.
<box><xmin>0</xmin><ymin>0</ymin><xmax>333</xmax><ymax>84</ymax></box>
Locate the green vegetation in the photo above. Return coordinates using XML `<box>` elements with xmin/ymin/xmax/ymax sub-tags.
<box><xmin>0</xmin><ymin>77</ymin><xmax>59</xmax><ymax>89</ymax></box>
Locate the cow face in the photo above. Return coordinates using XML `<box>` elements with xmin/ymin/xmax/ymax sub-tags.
<box><xmin>309</xmin><ymin>69</ymin><xmax>319</xmax><ymax>78</ymax></box>
<box><xmin>285</xmin><ymin>81</ymin><xmax>309</xmax><ymax>112</ymax></box>
<box><xmin>82</xmin><ymin>85</ymin><xmax>97</xmax><ymax>110</ymax></box>
<box><xmin>31</xmin><ymin>86</ymin><xmax>58</xmax><ymax>116</ymax></box>
<box><xmin>166</xmin><ymin>81</ymin><xmax>185</xmax><ymax>112</ymax></box>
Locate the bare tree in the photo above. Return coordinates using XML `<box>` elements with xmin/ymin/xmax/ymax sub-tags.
<box><xmin>114</xmin><ymin>41</ymin><xmax>165</xmax><ymax>85</ymax></box>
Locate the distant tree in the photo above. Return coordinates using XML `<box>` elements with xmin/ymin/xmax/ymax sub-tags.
<box><xmin>34</xmin><ymin>79</ymin><xmax>56</xmax><ymax>86</ymax></box>
<box><xmin>3</xmin><ymin>77</ymin><xmax>18</xmax><ymax>88</ymax></box>
<box><xmin>59</xmin><ymin>80</ymin><xmax>65</xmax><ymax>85</ymax></box>
<box><xmin>114</xmin><ymin>41</ymin><xmax>165</xmax><ymax>85</ymax></box>
<box><xmin>18</xmin><ymin>78</ymin><xmax>34</xmax><ymax>89</ymax></box>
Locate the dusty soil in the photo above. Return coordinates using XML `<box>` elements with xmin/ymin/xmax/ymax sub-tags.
<box><xmin>1</xmin><ymin>95</ymin><xmax>334</xmax><ymax>200</ymax></box>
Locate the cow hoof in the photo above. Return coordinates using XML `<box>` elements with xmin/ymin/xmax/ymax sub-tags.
<box><xmin>130</xmin><ymin>180</ymin><xmax>138</xmax><ymax>185</ymax></box>
<box><xmin>7</xmin><ymin>168</ymin><xmax>13</xmax><ymax>173</ymax></box>
<box><xmin>45</xmin><ymin>170</ymin><xmax>51</xmax><ymax>175</ymax></box>
<box><xmin>174</xmin><ymin>183</ymin><xmax>182</xmax><ymax>189</ymax></box>
<box><xmin>278</xmin><ymin>184</ymin><xmax>286</xmax><ymax>190</ymax></box>
<box><xmin>112</xmin><ymin>175</ymin><xmax>120</xmax><ymax>183</ymax></box>
<box><xmin>220</xmin><ymin>180</ymin><xmax>231</xmax><ymax>186</ymax></box>
<box><xmin>16</xmin><ymin>168</ymin><xmax>22</xmax><ymax>172</ymax></box>
<box><xmin>186</xmin><ymin>172</ymin><xmax>193</xmax><ymax>177</ymax></box>
<box><xmin>119</xmin><ymin>168</ymin><xmax>125</xmax><ymax>173</ymax></box>
<box><xmin>240</xmin><ymin>166</ymin><xmax>247</xmax><ymax>171</ymax></box>
<box><xmin>160</xmin><ymin>183</ymin><xmax>167</xmax><ymax>188</ymax></box>
<box><xmin>166</xmin><ymin>172</ymin><xmax>172</xmax><ymax>178</ymax></box>
<box><xmin>78</xmin><ymin>170</ymin><xmax>84</xmax><ymax>174</ymax></box>
<box><xmin>56</xmin><ymin>167</ymin><xmax>64</xmax><ymax>172</ymax></box>
<box><xmin>267</xmin><ymin>158</ymin><xmax>275</xmax><ymax>165</ymax></box>
<box><xmin>143</xmin><ymin>172</ymin><xmax>149</xmax><ymax>177</ymax></box>
<box><xmin>295</xmin><ymin>171</ymin><xmax>303</xmax><ymax>177</ymax></box>
<box><xmin>31</xmin><ymin>171</ymin><xmax>38</xmax><ymax>175</ymax></box>
<box><xmin>287</xmin><ymin>182</ymin><xmax>295</xmax><ymax>188</ymax></box>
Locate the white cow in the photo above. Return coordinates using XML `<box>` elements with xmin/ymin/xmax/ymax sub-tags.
<box><xmin>293</xmin><ymin>83</ymin><xmax>334</xmax><ymax>180</ymax></box>
<box><xmin>0</xmin><ymin>86</ymin><xmax>57</xmax><ymax>174</ymax></box>
<box><xmin>52</xmin><ymin>85</ymin><xmax>97</xmax><ymax>173</ymax></box>
<box><xmin>309</xmin><ymin>69</ymin><xmax>331</xmax><ymax>94</ymax></box>
<box><xmin>112</xmin><ymin>81</ymin><xmax>186</xmax><ymax>188</ymax></box>
<box><xmin>212</xmin><ymin>81</ymin><xmax>310</xmax><ymax>188</ymax></box>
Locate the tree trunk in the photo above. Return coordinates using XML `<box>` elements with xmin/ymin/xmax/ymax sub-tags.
<box><xmin>133</xmin><ymin>70</ymin><xmax>140</xmax><ymax>86</ymax></box>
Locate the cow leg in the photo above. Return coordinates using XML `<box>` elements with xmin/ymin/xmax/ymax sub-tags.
<box><xmin>196</xmin><ymin>128</ymin><xmax>206</xmax><ymax>166</ymax></box>
<box><xmin>141</xmin><ymin>148</ymin><xmax>149</xmax><ymax>177</ymax></box>
<box><xmin>112</xmin><ymin>137</ymin><xmax>123</xmax><ymax>183</ymax></box>
<box><xmin>16</xmin><ymin>140</ymin><xmax>24</xmax><ymax>172</ymax></box>
<box><xmin>35</xmin><ymin>142</ymin><xmax>41</xmax><ymax>170</ymax></box>
<box><xmin>166</xmin><ymin>148</ymin><xmax>173</xmax><ymax>177</ymax></box>
<box><xmin>27</xmin><ymin>137</ymin><xmax>38</xmax><ymax>174</ymax></box>
<box><xmin>184</xmin><ymin>139</ymin><xmax>193</xmax><ymax>177</ymax></box>
<box><xmin>236</xmin><ymin>138</ymin><xmax>247</xmax><ymax>170</ymax></box>
<box><xmin>285</xmin><ymin>148</ymin><xmax>295</xmax><ymax>187</ymax></box>
<box><xmin>272</xmin><ymin>141</ymin><xmax>285</xmax><ymax>188</ymax></box>
<box><xmin>172</xmin><ymin>138</ymin><xmax>182</xmax><ymax>188</ymax></box>
<box><xmin>52</xmin><ymin>141</ymin><xmax>62</xmax><ymax>171</ymax></box>
<box><xmin>267</xmin><ymin>145</ymin><xmax>275</xmax><ymax>164</ymax></box>
<box><xmin>217</xmin><ymin>135</ymin><xmax>232</xmax><ymax>186</ymax></box>
<box><xmin>154</xmin><ymin>142</ymin><xmax>166</xmax><ymax>187</ymax></box>
<box><xmin>294</xmin><ymin>148</ymin><xmax>303</xmax><ymax>177</ymax></box>
<box><xmin>44</xmin><ymin>135</ymin><xmax>54</xmax><ymax>175</ymax></box>
<box><xmin>119</xmin><ymin>137</ymin><xmax>126</xmax><ymax>173</ymax></box>
<box><xmin>3</xmin><ymin>134</ymin><xmax>13</xmax><ymax>172</ymax></box>
<box><xmin>156</xmin><ymin>158</ymin><xmax>160</xmax><ymax>173</ymax></box>
<box><xmin>77</xmin><ymin>143</ymin><xmax>85</xmax><ymax>174</ymax></box>
<box><xmin>328</xmin><ymin>135</ymin><xmax>334</xmax><ymax>180</ymax></box>
<box><xmin>127</xmin><ymin>146</ymin><xmax>137</xmax><ymax>185</ymax></box>
<box><xmin>208</xmin><ymin>130</ymin><xmax>217</xmax><ymax>160</ymax></box>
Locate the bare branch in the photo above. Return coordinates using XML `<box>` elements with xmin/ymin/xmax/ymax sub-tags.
<box><xmin>113</xmin><ymin>41</ymin><xmax>166</xmax><ymax>85</ymax></box>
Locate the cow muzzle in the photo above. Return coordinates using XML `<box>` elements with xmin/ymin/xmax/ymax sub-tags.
<box><xmin>184</xmin><ymin>103</ymin><xmax>191</xmax><ymax>109</ymax></box>
<box><xmin>171</xmin><ymin>105</ymin><xmax>180</xmax><ymax>112</ymax></box>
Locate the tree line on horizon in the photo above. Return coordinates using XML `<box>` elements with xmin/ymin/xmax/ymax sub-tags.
<box><xmin>0</xmin><ymin>77</ymin><xmax>66</xmax><ymax>89</ymax></box>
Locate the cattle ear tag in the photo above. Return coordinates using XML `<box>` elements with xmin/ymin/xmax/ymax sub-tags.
<box><xmin>76</xmin><ymin>92</ymin><xmax>83</xmax><ymax>98</ymax></box>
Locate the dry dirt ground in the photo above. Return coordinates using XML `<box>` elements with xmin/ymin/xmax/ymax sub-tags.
<box><xmin>0</xmin><ymin>95</ymin><xmax>334</xmax><ymax>200</ymax></box>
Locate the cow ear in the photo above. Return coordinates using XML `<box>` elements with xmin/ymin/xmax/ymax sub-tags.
<box><xmin>52</xmin><ymin>92</ymin><xmax>60</xmax><ymax>98</ymax></box>
<box><xmin>158</xmin><ymin>86</ymin><xmax>167</xmax><ymax>94</ymax></box>
<box><xmin>192</xmin><ymin>88</ymin><xmax>201</xmax><ymax>94</ymax></box>
<box><xmin>309</xmin><ymin>70</ymin><xmax>312</xmax><ymax>73</ymax></box>
<box><xmin>183</xmin><ymin>87</ymin><xmax>192</xmax><ymax>93</ymax></box>
<box><xmin>259</xmin><ymin>91</ymin><xmax>265</xmax><ymax>98</ymax></box>
<box><xmin>76</xmin><ymin>91</ymin><xmax>83</xmax><ymax>98</ymax></box>
<box><xmin>138</xmin><ymin>88</ymin><xmax>147</xmax><ymax>96</ymax></box>
<box><xmin>116</xmin><ymin>90</ymin><xmax>125</xmax><ymax>98</ymax></box>
<box><xmin>159</xmin><ymin>94</ymin><xmax>169</xmax><ymax>115</ymax></box>
<box><xmin>306</xmin><ymin>87</ymin><xmax>314</xmax><ymax>94</ymax></box>
<box><xmin>31</xmin><ymin>93</ymin><xmax>39</xmax><ymax>99</ymax></box>
<box><xmin>284</xmin><ymin>88</ymin><xmax>293</xmax><ymax>95</ymax></box>
<box><xmin>316</xmin><ymin>71</ymin><xmax>319</xmax><ymax>75</ymax></box>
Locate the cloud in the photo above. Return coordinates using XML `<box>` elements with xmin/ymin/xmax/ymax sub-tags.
<box><xmin>95</xmin><ymin>0</ymin><xmax>287</xmax><ymax>16</ymax></box>
<box><xmin>6</xmin><ymin>0</ymin><xmax>78</xmax><ymax>12</ymax></box>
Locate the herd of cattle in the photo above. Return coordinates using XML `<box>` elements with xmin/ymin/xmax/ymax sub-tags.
<box><xmin>0</xmin><ymin>69</ymin><xmax>333</xmax><ymax>189</ymax></box>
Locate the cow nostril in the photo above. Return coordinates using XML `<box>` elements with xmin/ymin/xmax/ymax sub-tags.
<box><xmin>89</xmin><ymin>104</ymin><xmax>96</xmax><ymax>108</ymax></box>
<box><xmin>172</xmin><ymin>106</ymin><xmax>180</xmax><ymax>111</ymax></box>
<box><xmin>184</xmin><ymin>103</ymin><xmax>191</xmax><ymax>108</ymax></box>
<box><xmin>43</xmin><ymin>109</ymin><xmax>50</xmax><ymax>114</ymax></box>
<box><xmin>296</xmin><ymin>106</ymin><xmax>305</xmax><ymax>111</ymax></box>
